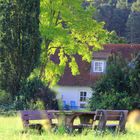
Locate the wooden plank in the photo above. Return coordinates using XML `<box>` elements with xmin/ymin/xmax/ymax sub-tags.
<box><xmin>21</xmin><ymin>110</ymin><xmax>55</xmax><ymax>119</ymax></box>
<box><xmin>95</xmin><ymin>110</ymin><xmax>128</xmax><ymax>120</ymax></box>
<box><xmin>96</xmin><ymin>110</ymin><xmax>127</xmax><ymax>116</ymax></box>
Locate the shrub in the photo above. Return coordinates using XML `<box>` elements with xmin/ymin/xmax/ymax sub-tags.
<box><xmin>27</xmin><ymin>99</ymin><xmax>45</xmax><ymax>110</ymax></box>
<box><xmin>90</xmin><ymin>89</ymin><xmax>132</xmax><ymax>110</ymax></box>
<box><xmin>0</xmin><ymin>89</ymin><xmax>12</xmax><ymax>105</ymax></box>
<box><xmin>89</xmin><ymin>53</ymin><xmax>139</xmax><ymax>110</ymax></box>
<box><xmin>128</xmin><ymin>53</ymin><xmax>140</xmax><ymax>109</ymax></box>
<box><xmin>14</xmin><ymin>77</ymin><xmax>58</xmax><ymax>110</ymax></box>
<box><xmin>0</xmin><ymin>89</ymin><xmax>15</xmax><ymax>114</ymax></box>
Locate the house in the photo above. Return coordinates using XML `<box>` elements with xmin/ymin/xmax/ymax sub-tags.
<box><xmin>54</xmin><ymin>44</ymin><xmax>140</xmax><ymax>110</ymax></box>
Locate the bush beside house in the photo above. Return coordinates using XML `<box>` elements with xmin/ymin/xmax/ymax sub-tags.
<box><xmin>89</xmin><ymin>52</ymin><xmax>140</xmax><ymax>110</ymax></box>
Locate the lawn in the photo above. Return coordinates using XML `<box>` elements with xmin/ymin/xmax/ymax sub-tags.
<box><xmin>0</xmin><ymin>115</ymin><xmax>140</xmax><ymax>140</ymax></box>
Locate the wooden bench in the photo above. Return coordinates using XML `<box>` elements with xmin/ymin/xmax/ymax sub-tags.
<box><xmin>93</xmin><ymin>110</ymin><xmax>128</xmax><ymax>132</ymax></box>
<box><xmin>20</xmin><ymin>110</ymin><xmax>57</xmax><ymax>131</ymax></box>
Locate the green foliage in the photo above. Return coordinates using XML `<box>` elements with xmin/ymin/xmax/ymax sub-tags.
<box><xmin>102</xmin><ymin>53</ymin><xmax>130</xmax><ymax>93</ymax></box>
<box><xmin>0</xmin><ymin>89</ymin><xmax>11</xmax><ymax>105</ymax></box>
<box><xmin>129</xmin><ymin>53</ymin><xmax>140</xmax><ymax>108</ymax></box>
<box><xmin>94</xmin><ymin>0</ymin><xmax>140</xmax><ymax>43</ymax></box>
<box><xmin>116</xmin><ymin>0</ymin><xmax>129</xmax><ymax>9</ymax></box>
<box><xmin>93</xmin><ymin>0</ymin><xmax>116</xmax><ymax>7</ymax></box>
<box><xmin>131</xmin><ymin>0</ymin><xmax>140</xmax><ymax>12</ymax></box>
<box><xmin>89</xmin><ymin>53</ymin><xmax>136</xmax><ymax>110</ymax></box>
<box><xmin>109</xmin><ymin>8</ymin><xmax>129</xmax><ymax>37</ymax></box>
<box><xmin>107</xmin><ymin>31</ymin><xmax>126</xmax><ymax>43</ymax></box>
<box><xmin>96</xmin><ymin>3</ymin><xmax>130</xmax><ymax>37</ymax></box>
<box><xmin>27</xmin><ymin>99</ymin><xmax>45</xmax><ymax>110</ymax></box>
<box><xmin>39</xmin><ymin>0</ymin><xmax>109</xmax><ymax>86</ymax></box>
<box><xmin>95</xmin><ymin>4</ymin><xmax>113</xmax><ymax>29</ymax></box>
<box><xmin>0</xmin><ymin>89</ymin><xmax>14</xmax><ymax>114</ymax></box>
<box><xmin>0</xmin><ymin>0</ymin><xmax>41</xmax><ymax>96</ymax></box>
<box><xmin>14</xmin><ymin>77</ymin><xmax>58</xmax><ymax>110</ymax></box>
<box><xmin>90</xmin><ymin>89</ymin><xmax>132</xmax><ymax>110</ymax></box>
<box><xmin>126</xmin><ymin>12</ymin><xmax>140</xmax><ymax>43</ymax></box>
<box><xmin>54</xmin><ymin>125</ymin><xmax>69</xmax><ymax>135</ymax></box>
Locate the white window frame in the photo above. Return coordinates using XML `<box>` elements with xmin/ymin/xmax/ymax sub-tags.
<box><xmin>93</xmin><ymin>60</ymin><xmax>105</xmax><ymax>73</ymax></box>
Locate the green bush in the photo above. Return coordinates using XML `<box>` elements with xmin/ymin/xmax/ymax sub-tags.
<box><xmin>89</xmin><ymin>53</ymin><xmax>140</xmax><ymax>110</ymax></box>
<box><xmin>0</xmin><ymin>89</ymin><xmax>12</xmax><ymax>105</ymax></box>
<box><xmin>90</xmin><ymin>89</ymin><xmax>132</xmax><ymax>110</ymax></box>
<box><xmin>0</xmin><ymin>89</ymin><xmax>15</xmax><ymax>115</ymax></box>
<box><xmin>13</xmin><ymin>77</ymin><xmax>58</xmax><ymax>110</ymax></box>
<box><xmin>27</xmin><ymin>99</ymin><xmax>45</xmax><ymax>110</ymax></box>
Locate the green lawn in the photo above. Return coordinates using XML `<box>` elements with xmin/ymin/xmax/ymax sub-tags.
<box><xmin>0</xmin><ymin>115</ymin><xmax>140</xmax><ymax>140</ymax></box>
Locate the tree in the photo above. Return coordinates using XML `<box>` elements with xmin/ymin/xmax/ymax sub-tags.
<box><xmin>38</xmin><ymin>0</ymin><xmax>109</xmax><ymax>86</ymax></box>
<box><xmin>129</xmin><ymin>53</ymin><xmax>140</xmax><ymax>108</ymax></box>
<box><xmin>95</xmin><ymin>4</ymin><xmax>129</xmax><ymax>37</ymax></box>
<box><xmin>95</xmin><ymin>4</ymin><xmax>113</xmax><ymax>30</ymax></box>
<box><xmin>109</xmin><ymin>8</ymin><xmax>130</xmax><ymax>37</ymax></box>
<box><xmin>0</xmin><ymin>0</ymin><xmax>41</xmax><ymax>97</ymax></box>
<box><xmin>125</xmin><ymin>0</ymin><xmax>140</xmax><ymax>43</ymax></box>
<box><xmin>126</xmin><ymin>12</ymin><xmax>140</xmax><ymax>43</ymax></box>
<box><xmin>116</xmin><ymin>0</ymin><xmax>129</xmax><ymax>9</ymax></box>
<box><xmin>131</xmin><ymin>0</ymin><xmax>140</xmax><ymax>12</ymax></box>
<box><xmin>108</xmin><ymin>0</ymin><xmax>118</xmax><ymax>7</ymax></box>
<box><xmin>14</xmin><ymin>77</ymin><xmax>58</xmax><ymax>110</ymax></box>
<box><xmin>92</xmin><ymin>0</ymin><xmax>110</xmax><ymax>7</ymax></box>
<box><xmin>93</xmin><ymin>0</ymin><xmax>140</xmax><ymax>43</ymax></box>
<box><xmin>107</xmin><ymin>31</ymin><xmax>126</xmax><ymax>44</ymax></box>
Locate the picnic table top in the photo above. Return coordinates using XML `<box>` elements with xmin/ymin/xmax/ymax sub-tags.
<box><xmin>49</xmin><ymin>110</ymin><xmax>95</xmax><ymax>114</ymax></box>
<box><xmin>21</xmin><ymin>110</ymin><xmax>95</xmax><ymax>114</ymax></box>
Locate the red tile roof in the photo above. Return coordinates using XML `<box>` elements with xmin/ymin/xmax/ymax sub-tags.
<box><xmin>93</xmin><ymin>44</ymin><xmax>140</xmax><ymax>59</ymax></box>
<box><xmin>58</xmin><ymin>44</ymin><xmax>140</xmax><ymax>86</ymax></box>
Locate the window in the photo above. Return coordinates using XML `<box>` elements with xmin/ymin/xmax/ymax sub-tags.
<box><xmin>80</xmin><ymin>91</ymin><xmax>87</xmax><ymax>102</ymax></box>
<box><xmin>92</xmin><ymin>60</ymin><xmax>106</xmax><ymax>73</ymax></box>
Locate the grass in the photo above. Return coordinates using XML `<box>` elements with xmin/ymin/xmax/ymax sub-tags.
<box><xmin>0</xmin><ymin>115</ymin><xmax>140</xmax><ymax>140</ymax></box>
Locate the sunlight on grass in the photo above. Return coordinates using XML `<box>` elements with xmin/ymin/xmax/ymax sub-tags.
<box><xmin>0</xmin><ymin>115</ymin><xmax>140</xmax><ymax>140</ymax></box>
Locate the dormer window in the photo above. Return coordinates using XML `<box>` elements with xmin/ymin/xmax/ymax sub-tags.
<box><xmin>92</xmin><ymin>60</ymin><xmax>106</xmax><ymax>73</ymax></box>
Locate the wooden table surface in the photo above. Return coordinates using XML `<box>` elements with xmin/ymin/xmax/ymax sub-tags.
<box><xmin>48</xmin><ymin>110</ymin><xmax>96</xmax><ymax>127</ymax></box>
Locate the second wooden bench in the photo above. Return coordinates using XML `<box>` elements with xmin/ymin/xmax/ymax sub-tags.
<box><xmin>94</xmin><ymin>110</ymin><xmax>128</xmax><ymax>132</ymax></box>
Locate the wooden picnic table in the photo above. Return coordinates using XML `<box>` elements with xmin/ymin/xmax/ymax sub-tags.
<box><xmin>20</xmin><ymin>110</ymin><xmax>128</xmax><ymax>132</ymax></box>
<box><xmin>48</xmin><ymin>110</ymin><xmax>96</xmax><ymax>129</ymax></box>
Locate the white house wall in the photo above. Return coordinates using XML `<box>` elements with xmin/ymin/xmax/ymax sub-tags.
<box><xmin>53</xmin><ymin>86</ymin><xmax>92</xmax><ymax>109</ymax></box>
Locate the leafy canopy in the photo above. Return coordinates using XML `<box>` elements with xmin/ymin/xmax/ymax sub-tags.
<box><xmin>131</xmin><ymin>0</ymin><xmax>140</xmax><ymax>12</ymax></box>
<box><xmin>38</xmin><ymin>0</ymin><xmax>108</xmax><ymax>85</ymax></box>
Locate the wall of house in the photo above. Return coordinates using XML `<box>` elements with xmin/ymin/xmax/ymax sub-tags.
<box><xmin>53</xmin><ymin>86</ymin><xmax>92</xmax><ymax>110</ymax></box>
